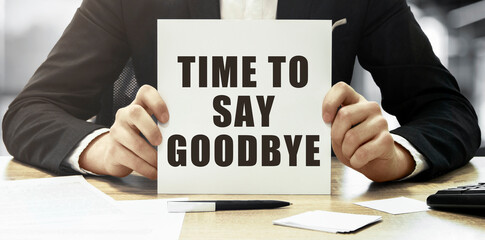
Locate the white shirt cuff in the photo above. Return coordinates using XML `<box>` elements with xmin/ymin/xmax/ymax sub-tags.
<box><xmin>391</xmin><ymin>133</ymin><xmax>429</xmax><ymax>180</ymax></box>
<box><xmin>64</xmin><ymin>128</ymin><xmax>110</xmax><ymax>175</ymax></box>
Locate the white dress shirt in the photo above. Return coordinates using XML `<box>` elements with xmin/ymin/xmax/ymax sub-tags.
<box><xmin>66</xmin><ymin>0</ymin><xmax>428</xmax><ymax>179</ymax></box>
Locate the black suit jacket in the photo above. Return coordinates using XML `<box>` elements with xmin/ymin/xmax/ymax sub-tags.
<box><xmin>2</xmin><ymin>0</ymin><xmax>481</xmax><ymax>179</ymax></box>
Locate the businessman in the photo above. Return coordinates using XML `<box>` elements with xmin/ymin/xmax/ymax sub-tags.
<box><xmin>2</xmin><ymin>0</ymin><xmax>481</xmax><ymax>182</ymax></box>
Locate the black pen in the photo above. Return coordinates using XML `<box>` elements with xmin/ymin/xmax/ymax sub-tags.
<box><xmin>167</xmin><ymin>200</ymin><xmax>291</xmax><ymax>213</ymax></box>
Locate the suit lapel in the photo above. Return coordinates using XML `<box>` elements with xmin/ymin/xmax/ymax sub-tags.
<box><xmin>277</xmin><ymin>0</ymin><xmax>315</xmax><ymax>19</ymax></box>
<box><xmin>187</xmin><ymin>0</ymin><xmax>221</xmax><ymax>19</ymax></box>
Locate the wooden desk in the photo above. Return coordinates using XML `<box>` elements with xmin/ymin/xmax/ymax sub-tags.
<box><xmin>1</xmin><ymin>156</ymin><xmax>484</xmax><ymax>239</ymax></box>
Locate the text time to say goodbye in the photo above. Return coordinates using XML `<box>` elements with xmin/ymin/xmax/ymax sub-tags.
<box><xmin>165</xmin><ymin>55</ymin><xmax>322</xmax><ymax>168</ymax></box>
<box><xmin>158</xmin><ymin>20</ymin><xmax>332</xmax><ymax>194</ymax></box>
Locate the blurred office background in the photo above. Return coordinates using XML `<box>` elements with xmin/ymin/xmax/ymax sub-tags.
<box><xmin>0</xmin><ymin>0</ymin><xmax>484</xmax><ymax>156</ymax></box>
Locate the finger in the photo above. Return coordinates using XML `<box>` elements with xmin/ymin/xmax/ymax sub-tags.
<box><xmin>349</xmin><ymin>132</ymin><xmax>394</xmax><ymax>169</ymax></box>
<box><xmin>110</xmin><ymin>120</ymin><xmax>158</xmax><ymax>168</ymax></box>
<box><xmin>133</xmin><ymin>85</ymin><xmax>170</xmax><ymax>123</ymax></box>
<box><xmin>123</xmin><ymin>104</ymin><xmax>162</xmax><ymax>146</ymax></box>
<box><xmin>340</xmin><ymin>105</ymin><xmax>387</xmax><ymax>159</ymax></box>
<box><xmin>104</xmin><ymin>133</ymin><xmax>157</xmax><ymax>179</ymax></box>
<box><xmin>118</xmin><ymin>148</ymin><xmax>157</xmax><ymax>180</ymax></box>
<box><xmin>322</xmin><ymin>82</ymin><xmax>364</xmax><ymax>123</ymax></box>
<box><xmin>331</xmin><ymin>102</ymin><xmax>376</xmax><ymax>148</ymax></box>
<box><xmin>103</xmin><ymin>141</ymin><xmax>134</xmax><ymax>177</ymax></box>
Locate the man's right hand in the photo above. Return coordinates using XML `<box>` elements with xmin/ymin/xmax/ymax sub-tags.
<box><xmin>79</xmin><ymin>85</ymin><xmax>169</xmax><ymax>180</ymax></box>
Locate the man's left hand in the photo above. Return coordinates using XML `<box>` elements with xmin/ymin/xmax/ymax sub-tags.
<box><xmin>322</xmin><ymin>82</ymin><xmax>415</xmax><ymax>182</ymax></box>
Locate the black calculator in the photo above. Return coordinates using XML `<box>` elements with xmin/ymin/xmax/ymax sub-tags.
<box><xmin>427</xmin><ymin>183</ymin><xmax>485</xmax><ymax>210</ymax></box>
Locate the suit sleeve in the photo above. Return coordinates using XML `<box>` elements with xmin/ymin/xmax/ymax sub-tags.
<box><xmin>356</xmin><ymin>0</ymin><xmax>481</xmax><ymax>180</ymax></box>
<box><xmin>2</xmin><ymin>0</ymin><xmax>130</xmax><ymax>174</ymax></box>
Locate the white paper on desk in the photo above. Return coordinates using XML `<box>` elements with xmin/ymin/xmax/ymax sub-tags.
<box><xmin>2</xmin><ymin>200</ymin><xmax>187</xmax><ymax>240</ymax></box>
<box><xmin>0</xmin><ymin>176</ymin><xmax>173</xmax><ymax>240</ymax></box>
<box><xmin>354</xmin><ymin>197</ymin><xmax>429</xmax><ymax>215</ymax></box>
<box><xmin>116</xmin><ymin>198</ymin><xmax>187</xmax><ymax>240</ymax></box>
<box><xmin>273</xmin><ymin>210</ymin><xmax>382</xmax><ymax>233</ymax></box>
<box><xmin>1</xmin><ymin>215</ymin><xmax>157</xmax><ymax>240</ymax></box>
<box><xmin>0</xmin><ymin>175</ymin><xmax>121</xmax><ymax>226</ymax></box>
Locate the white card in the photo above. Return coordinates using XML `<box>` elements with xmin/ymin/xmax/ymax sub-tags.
<box><xmin>273</xmin><ymin>210</ymin><xmax>382</xmax><ymax>233</ymax></box>
<box><xmin>157</xmin><ymin>20</ymin><xmax>332</xmax><ymax>194</ymax></box>
<box><xmin>354</xmin><ymin>197</ymin><xmax>429</xmax><ymax>215</ymax></box>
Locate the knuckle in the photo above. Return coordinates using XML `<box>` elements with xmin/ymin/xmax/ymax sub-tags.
<box><xmin>127</xmin><ymin>105</ymin><xmax>145</xmax><ymax>118</ymax></box>
<box><xmin>375</xmin><ymin>117</ymin><xmax>389</xmax><ymax>129</ymax></box>
<box><xmin>355</xmin><ymin>148</ymin><xmax>368</xmax><ymax>161</ymax></box>
<box><xmin>380</xmin><ymin>133</ymin><xmax>394</xmax><ymax>146</ymax></box>
<box><xmin>337</xmin><ymin>108</ymin><xmax>351</xmax><ymax>122</ymax></box>
<box><xmin>109</xmin><ymin>126</ymin><xmax>121</xmax><ymax>139</ymax></box>
<box><xmin>368</xmin><ymin>101</ymin><xmax>381</xmax><ymax>113</ymax></box>
<box><xmin>115</xmin><ymin>107</ymin><xmax>126</xmax><ymax>120</ymax></box>
<box><xmin>136</xmin><ymin>85</ymin><xmax>154</xmax><ymax>99</ymax></box>
<box><xmin>323</xmin><ymin>99</ymin><xmax>336</xmax><ymax>111</ymax></box>
<box><xmin>344</xmin><ymin>131</ymin><xmax>358</xmax><ymax>146</ymax></box>
<box><xmin>138</xmin><ymin>85</ymin><xmax>151</xmax><ymax>95</ymax></box>
<box><xmin>335</xmin><ymin>81</ymin><xmax>349</xmax><ymax>90</ymax></box>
